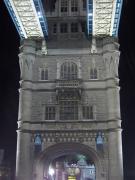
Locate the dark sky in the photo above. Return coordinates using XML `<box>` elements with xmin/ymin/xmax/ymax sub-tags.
<box><xmin>1</xmin><ymin>0</ymin><xmax>135</xmax><ymax>179</ymax></box>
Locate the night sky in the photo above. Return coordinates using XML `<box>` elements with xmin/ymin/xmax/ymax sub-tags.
<box><xmin>1</xmin><ymin>0</ymin><xmax>135</xmax><ymax>179</ymax></box>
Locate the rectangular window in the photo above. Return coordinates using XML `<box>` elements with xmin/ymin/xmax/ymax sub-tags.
<box><xmin>81</xmin><ymin>22</ymin><xmax>86</xmax><ymax>32</ymax></box>
<box><xmin>45</xmin><ymin>106</ymin><xmax>56</xmax><ymax>120</ymax></box>
<box><xmin>71</xmin><ymin>23</ymin><xmax>78</xmax><ymax>33</ymax></box>
<box><xmin>60</xmin><ymin>23</ymin><xmax>68</xmax><ymax>33</ymax></box>
<box><xmin>60</xmin><ymin>101</ymin><xmax>78</xmax><ymax>120</ymax></box>
<box><xmin>40</xmin><ymin>68</ymin><xmax>48</xmax><ymax>80</ymax></box>
<box><xmin>71</xmin><ymin>0</ymin><xmax>78</xmax><ymax>12</ymax></box>
<box><xmin>61</xmin><ymin>0</ymin><xmax>68</xmax><ymax>12</ymax></box>
<box><xmin>90</xmin><ymin>68</ymin><xmax>98</xmax><ymax>79</ymax></box>
<box><xmin>83</xmin><ymin>106</ymin><xmax>93</xmax><ymax>119</ymax></box>
<box><xmin>53</xmin><ymin>24</ymin><xmax>57</xmax><ymax>33</ymax></box>
<box><xmin>82</xmin><ymin>0</ymin><xmax>86</xmax><ymax>10</ymax></box>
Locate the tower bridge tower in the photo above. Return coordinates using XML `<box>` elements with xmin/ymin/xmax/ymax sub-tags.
<box><xmin>4</xmin><ymin>0</ymin><xmax>123</xmax><ymax>180</ymax></box>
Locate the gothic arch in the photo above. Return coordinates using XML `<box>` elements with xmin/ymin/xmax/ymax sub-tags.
<box><xmin>60</xmin><ymin>61</ymin><xmax>78</xmax><ymax>80</ymax></box>
<box><xmin>34</xmin><ymin>142</ymin><xmax>104</xmax><ymax>180</ymax></box>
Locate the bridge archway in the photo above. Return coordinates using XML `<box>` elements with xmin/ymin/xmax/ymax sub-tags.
<box><xmin>34</xmin><ymin>143</ymin><xmax>104</xmax><ymax>180</ymax></box>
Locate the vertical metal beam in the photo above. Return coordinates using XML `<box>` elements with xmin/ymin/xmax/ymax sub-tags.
<box><xmin>4</xmin><ymin>0</ymin><xmax>48</xmax><ymax>39</ymax></box>
<box><xmin>87</xmin><ymin>0</ymin><xmax>93</xmax><ymax>36</ymax></box>
<box><xmin>112</xmin><ymin>0</ymin><xmax>123</xmax><ymax>37</ymax></box>
<box><xmin>4</xmin><ymin>0</ymin><xmax>27</xmax><ymax>39</ymax></box>
<box><xmin>33</xmin><ymin>0</ymin><xmax>48</xmax><ymax>37</ymax></box>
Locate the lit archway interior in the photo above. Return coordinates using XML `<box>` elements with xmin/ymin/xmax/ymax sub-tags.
<box><xmin>45</xmin><ymin>153</ymin><xmax>96</xmax><ymax>180</ymax></box>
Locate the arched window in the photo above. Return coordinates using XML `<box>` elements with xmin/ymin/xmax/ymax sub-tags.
<box><xmin>40</xmin><ymin>68</ymin><xmax>48</xmax><ymax>80</ymax></box>
<box><xmin>90</xmin><ymin>68</ymin><xmax>97</xmax><ymax>79</ymax></box>
<box><xmin>90</xmin><ymin>68</ymin><xmax>98</xmax><ymax>79</ymax></box>
<box><xmin>60</xmin><ymin>62</ymin><xmax>78</xmax><ymax>80</ymax></box>
<box><xmin>34</xmin><ymin>134</ymin><xmax>42</xmax><ymax>156</ymax></box>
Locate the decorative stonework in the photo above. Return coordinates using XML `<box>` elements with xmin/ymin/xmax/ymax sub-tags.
<box><xmin>19</xmin><ymin>53</ymin><xmax>35</xmax><ymax>74</ymax></box>
<box><xmin>103</xmin><ymin>55</ymin><xmax>119</xmax><ymax>78</ymax></box>
<box><xmin>31</xmin><ymin>131</ymin><xmax>107</xmax><ymax>144</ymax></box>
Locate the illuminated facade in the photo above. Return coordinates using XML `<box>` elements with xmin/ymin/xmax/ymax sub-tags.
<box><xmin>4</xmin><ymin>0</ymin><xmax>123</xmax><ymax>180</ymax></box>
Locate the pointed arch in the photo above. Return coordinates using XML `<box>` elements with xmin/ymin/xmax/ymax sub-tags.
<box><xmin>60</xmin><ymin>62</ymin><xmax>78</xmax><ymax>80</ymax></box>
<box><xmin>34</xmin><ymin>134</ymin><xmax>42</xmax><ymax>156</ymax></box>
<box><xmin>40</xmin><ymin>68</ymin><xmax>48</xmax><ymax>80</ymax></box>
<box><xmin>90</xmin><ymin>68</ymin><xmax>98</xmax><ymax>79</ymax></box>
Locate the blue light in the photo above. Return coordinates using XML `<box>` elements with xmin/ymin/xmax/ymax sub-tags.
<box><xmin>33</xmin><ymin>0</ymin><xmax>48</xmax><ymax>37</ymax></box>
<box><xmin>112</xmin><ymin>0</ymin><xmax>123</xmax><ymax>37</ymax></box>
<box><xmin>87</xmin><ymin>0</ymin><xmax>93</xmax><ymax>35</ymax></box>
<box><xmin>34</xmin><ymin>134</ymin><xmax>42</xmax><ymax>145</ymax></box>
<box><xmin>4</xmin><ymin>0</ymin><xmax>25</xmax><ymax>39</ymax></box>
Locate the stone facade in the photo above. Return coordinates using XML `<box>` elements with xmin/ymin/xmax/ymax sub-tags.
<box><xmin>16</xmin><ymin>1</ymin><xmax>123</xmax><ymax>180</ymax></box>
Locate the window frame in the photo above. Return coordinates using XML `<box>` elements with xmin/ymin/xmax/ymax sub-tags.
<box><xmin>82</xmin><ymin>0</ymin><xmax>86</xmax><ymax>10</ymax></box>
<box><xmin>60</xmin><ymin>62</ymin><xmax>78</xmax><ymax>80</ymax></box>
<box><xmin>40</xmin><ymin>68</ymin><xmax>48</xmax><ymax>81</ymax></box>
<box><xmin>61</xmin><ymin>0</ymin><xmax>68</xmax><ymax>12</ymax></box>
<box><xmin>81</xmin><ymin>22</ymin><xmax>86</xmax><ymax>32</ymax></box>
<box><xmin>53</xmin><ymin>23</ymin><xmax>57</xmax><ymax>34</ymax></box>
<box><xmin>45</xmin><ymin>106</ymin><xmax>56</xmax><ymax>120</ymax></box>
<box><xmin>60</xmin><ymin>23</ymin><xmax>68</xmax><ymax>33</ymax></box>
<box><xmin>71</xmin><ymin>23</ymin><xmax>78</xmax><ymax>33</ymax></box>
<box><xmin>71</xmin><ymin>0</ymin><xmax>78</xmax><ymax>12</ymax></box>
<box><xmin>90</xmin><ymin>68</ymin><xmax>98</xmax><ymax>80</ymax></box>
<box><xmin>59</xmin><ymin>100</ymin><xmax>78</xmax><ymax>120</ymax></box>
<box><xmin>82</xmin><ymin>105</ymin><xmax>94</xmax><ymax>120</ymax></box>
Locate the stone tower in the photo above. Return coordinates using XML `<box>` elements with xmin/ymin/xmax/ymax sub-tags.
<box><xmin>4</xmin><ymin>0</ymin><xmax>123</xmax><ymax>180</ymax></box>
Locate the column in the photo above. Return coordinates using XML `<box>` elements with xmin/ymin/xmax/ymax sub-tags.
<box><xmin>106</xmin><ymin>85</ymin><xmax>120</xmax><ymax>120</ymax></box>
<box><xmin>16</xmin><ymin>132</ymin><xmax>33</xmax><ymax>180</ymax></box>
<box><xmin>108</xmin><ymin>129</ymin><xmax>123</xmax><ymax>180</ymax></box>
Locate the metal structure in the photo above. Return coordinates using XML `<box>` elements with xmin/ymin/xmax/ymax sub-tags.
<box><xmin>87</xmin><ymin>0</ymin><xmax>93</xmax><ymax>35</ymax></box>
<box><xmin>4</xmin><ymin>0</ymin><xmax>48</xmax><ymax>39</ymax></box>
<box><xmin>87</xmin><ymin>0</ymin><xmax>123</xmax><ymax>37</ymax></box>
<box><xmin>4</xmin><ymin>1</ymin><xmax>123</xmax><ymax>180</ymax></box>
<box><xmin>4</xmin><ymin>0</ymin><xmax>123</xmax><ymax>39</ymax></box>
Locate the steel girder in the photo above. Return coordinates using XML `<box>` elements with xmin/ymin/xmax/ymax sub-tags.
<box><xmin>4</xmin><ymin>0</ymin><xmax>48</xmax><ymax>39</ymax></box>
<box><xmin>87</xmin><ymin>0</ymin><xmax>123</xmax><ymax>37</ymax></box>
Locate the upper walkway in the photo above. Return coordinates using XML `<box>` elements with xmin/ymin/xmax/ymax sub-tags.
<box><xmin>4</xmin><ymin>0</ymin><xmax>123</xmax><ymax>39</ymax></box>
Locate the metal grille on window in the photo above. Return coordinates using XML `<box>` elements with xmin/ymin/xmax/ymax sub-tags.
<box><xmin>71</xmin><ymin>0</ymin><xmax>78</xmax><ymax>12</ymax></box>
<box><xmin>71</xmin><ymin>23</ymin><xmax>78</xmax><ymax>33</ymax></box>
<box><xmin>41</xmin><ymin>68</ymin><xmax>48</xmax><ymax>80</ymax></box>
<box><xmin>45</xmin><ymin>106</ymin><xmax>56</xmax><ymax>120</ymax></box>
<box><xmin>83</xmin><ymin>106</ymin><xmax>93</xmax><ymax>119</ymax></box>
<box><xmin>61</xmin><ymin>0</ymin><xmax>68</xmax><ymax>12</ymax></box>
<box><xmin>60</xmin><ymin>62</ymin><xmax>78</xmax><ymax>80</ymax></box>
<box><xmin>60</xmin><ymin>23</ymin><xmax>68</xmax><ymax>33</ymax></box>
<box><xmin>90</xmin><ymin>68</ymin><xmax>98</xmax><ymax>79</ymax></box>
<box><xmin>60</xmin><ymin>101</ymin><xmax>78</xmax><ymax>120</ymax></box>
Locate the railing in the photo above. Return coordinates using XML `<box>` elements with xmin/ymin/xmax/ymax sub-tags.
<box><xmin>56</xmin><ymin>79</ymin><xmax>82</xmax><ymax>89</ymax></box>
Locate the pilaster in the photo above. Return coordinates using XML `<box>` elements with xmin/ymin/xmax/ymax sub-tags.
<box><xmin>108</xmin><ymin>129</ymin><xmax>123</xmax><ymax>180</ymax></box>
<box><xmin>16</xmin><ymin>131</ymin><xmax>33</xmax><ymax>180</ymax></box>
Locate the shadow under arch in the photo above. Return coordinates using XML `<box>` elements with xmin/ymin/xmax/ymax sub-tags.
<box><xmin>35</xmin><ymin>142</ymin><xmax>104</xmax><ymax>180</ymax></box>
